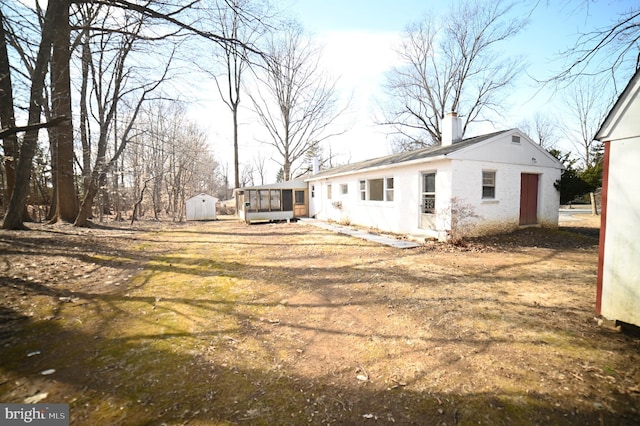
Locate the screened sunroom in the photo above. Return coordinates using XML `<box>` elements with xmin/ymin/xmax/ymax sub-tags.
<box><xmin>235</xmin><ymin>180</ymin><xmax>308</xmax><ymax>224</ymax></box>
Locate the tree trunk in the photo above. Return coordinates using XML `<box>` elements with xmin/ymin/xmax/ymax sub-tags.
<box><xmin>590</xmin><ymin>191</ymin><xmax>598</xmax><ymax>215</ymax></box>
<box><xmin>74</xmin><ymin>170</ymin><xmax>100</xmax><ymax>227</ymax></box>
<box><xmin>233</xmin><ymin>107</ymin><xmax>240</xmax><ymax>190</ymax></box>
<box><xmin>0</xmin><ymin>10</ymin><xmax>18</xmax><ymax>207</ymax></box>
<box><xmin>50</xmin><ymin>0</ymin><xmax>78</xmax><ymax>223</ymax></box>
<box><xmin>2</xmin><ymin>3</ymin><xmax>57</xmax><ymax>230</ymax></box>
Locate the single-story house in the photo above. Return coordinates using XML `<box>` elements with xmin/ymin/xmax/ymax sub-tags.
<box><xmin>306</xmin><ymin>113</ymin><xmax>564</xmax><ymax>240</ymax></box>
<box><xmin>235</xmin><ymin>180</ymin><xmax>308</xmax><ymax>224</ymax></box>
<box><xmin>595</xmin><ymin>68</ymin><xmax>640</xmax><ymax>328</ymax></box>
<box><xmin>186</xmin><ymin>193</ymin><xmax>218</xmax><ymax>221</ymax></box>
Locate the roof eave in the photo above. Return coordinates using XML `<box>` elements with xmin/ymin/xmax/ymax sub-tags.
<box><xmin>596</xmin><ymin>68</ymin><xmax>640</xmax><ymax>141</ymax></box>
<box><xmin>305</xmin><ymin>154</ymin><xmax>449</xmax><ymax>181</ymax></box>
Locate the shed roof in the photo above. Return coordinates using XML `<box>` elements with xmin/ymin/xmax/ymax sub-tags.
<box><xmin>186</xmin><ymin>193</ymin><xmax>218</xmax><ymax>201</ymax></box>
<box><xmin>306</xmin><ymin>130</ymin><xmax>509</xmax><ymax>181</ymax></box>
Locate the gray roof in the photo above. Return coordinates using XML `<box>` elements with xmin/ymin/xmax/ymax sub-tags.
<box><xmin>235</xmin><ymin>179</ymin><xmax>308</xmax><ymax>192</ymax></box>
<box><xmin>307</xmin><ymin>130</ymin><xmax>510</xmax><ymax>180</ymax></box>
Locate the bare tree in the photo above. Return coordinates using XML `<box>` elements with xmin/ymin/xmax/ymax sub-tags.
<box><xmin>562</xmin><ymin>79</ymin><xmax>613</xmax><ymax>168</ymax></box>
<box><xmin>73</xmin><ymin>6</ymin><xmax>175</xmax><ymax>227</ymax></box>
<box><xmin>0</xmin><ymin>9</ymin><xmax>18</xmax><ymax>207</ymax></box>
<box><xmin>252</xmin><ymin>152</ymin><xmax>267</xmax><ymax>185</ymax></box>
<box><xmin>240</xmin><ymin>163</ymin><xmax>254</xmax><ymax>187</ymax></box>
<box><xmin>518</xmin><ymin>112</ymin><xmax>559</xmax><ymax>149</ymax></box>
<box><xmin>382</xmin><ymin>0</ymin><xmax>525</xmax><ymax>149</ymax></box>
<box><xmin>122</xmin><ymin>98</ymin><xmax>219</xmax><ymax>221</ymax></box>
<box><xmin>204</xmin><ymin>0</ymin><xmax>268</xmax><ymax>190</ymax></box>
<box><xmin>49</xmin><ymin>0</ymin><xmax>78</xmax><ymax>223</ymax></box>
<box><xmin>249</xmin><ymin>22</ymin><xmax>344</xmax><ymax>181</ymax></box>
<box><xmin>2</xmin><ymin>0</ymin><xmax>262</xmax><ymax>230</ymax></box>
<box><xmin>2</xmin><ymin>2</ymin><xmax>57</xmax><ymax>230</ymax></box>
<box><xmin>561</xmin><ymin>78</ymin><xmax>614</xmax><ymax>214</ymax></box>
<box><xmin>551</xmin><ymin>2</ymin><xmax>639</xmax><ymax>88</ymax></box>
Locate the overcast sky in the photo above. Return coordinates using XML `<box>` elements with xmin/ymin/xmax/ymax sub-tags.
<box><xmin>192</xmin><ymin>0</ymin><xmax>637</xmax><ymax>181</ymax></box>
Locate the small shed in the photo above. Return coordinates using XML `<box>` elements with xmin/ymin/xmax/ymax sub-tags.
<box><xmin>595</xmin><ymin>68</ymin><xmax>640</xmax><ymax>328</ymax></box>
<box><xmin>186</xmin><ymin>193</ymin><xmax>218</xmax><ymax>221</ymax></box>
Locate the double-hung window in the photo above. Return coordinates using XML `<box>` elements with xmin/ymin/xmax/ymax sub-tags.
<box><xmin>359</xmin><ymin>180</ymin><xmax>366</xmax><ymax>200</ymax></box>
<box><xmin>385</xmin><ymin>177</ymin><xmax>394</xmax><ymax>201</ymax></box>
<box><xmin>482</xmin><ymin>171</ymin><xmax>496</xmax><ymax>199</ymax></box>
<box><xmin>327</xmin><ymin>184</ymin><xmax>332</xmax><ymax>200</ymax></box>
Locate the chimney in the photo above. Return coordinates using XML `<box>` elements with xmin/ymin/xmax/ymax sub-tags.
<box><xmin>312</xmin><ymin>157</ymin><xmax>320</xmax><ymax>175</ymax></box>
<box><xmin>441</xmin><ymin>112</ymin><xmax>462</xmax><ymax>146</ymax></box>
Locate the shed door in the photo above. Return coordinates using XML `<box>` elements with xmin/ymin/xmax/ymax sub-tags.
<box><xmin>519</xmin><ymin>173</ymin><xmax>539</xmax><ymax>225</ymax></box>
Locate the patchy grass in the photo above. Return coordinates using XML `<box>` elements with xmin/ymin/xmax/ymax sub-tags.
<box><xmin>0</xmin><ymin>217</ymin><xmax>638</xmax><ymax>425</ymax></box>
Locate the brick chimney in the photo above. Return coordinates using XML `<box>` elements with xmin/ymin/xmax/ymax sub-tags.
<box><xmin>441</xmin><ymin>112</ymin><xmax>462</xmax><ymax>146</ymax></box>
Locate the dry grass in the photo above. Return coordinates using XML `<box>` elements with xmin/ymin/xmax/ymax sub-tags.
<box><xmin>0</xmin><ymin>216</ymin><xmax>638</xmax><ymax>425</ymax></box>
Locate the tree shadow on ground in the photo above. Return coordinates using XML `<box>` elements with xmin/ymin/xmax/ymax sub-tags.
<box><xmin>1</xmin><ymin>309</ymin><xmax>637</xmax><ymax>425</ymax></box>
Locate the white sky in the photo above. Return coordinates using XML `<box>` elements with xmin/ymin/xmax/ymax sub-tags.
<box><xmin>188</xmin><ymin>0</ymin><xmax>637</xmax><ymax>182</ymax></box>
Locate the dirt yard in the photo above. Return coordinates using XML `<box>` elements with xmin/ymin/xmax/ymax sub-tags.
<box><xmin>1</xmin><ymin>215</ymin><xmax>638</xmax><ymax>425</ymax></box>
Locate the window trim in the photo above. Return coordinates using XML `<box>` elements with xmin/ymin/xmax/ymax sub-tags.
<box><xmin>357</xmin><ymin>177</ymin><xmax>395</xmax><ymax>202</ymax></box>
<box><xmin>482</xmin><ymin>170</ymin><xmax>496</xmax><ymax>199</ymax></box>
<box><xmin>385</xmin><ymin>177</ymin><xmax>394</xmax><ymax>202</ymax></box>
<box><xmin>421</xmin><ymin>172</ymin><xmax>436</xmax><ymax>214</ymax></box>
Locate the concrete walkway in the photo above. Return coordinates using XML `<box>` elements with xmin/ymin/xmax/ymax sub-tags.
<box><xmin>299</xmin><ymin>218</ymin><xmax>422</xmax><ymax>249</ymax></box>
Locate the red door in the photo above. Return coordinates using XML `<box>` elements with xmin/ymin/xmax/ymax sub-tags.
<box><xmin>520</xmin><ymin>174</ymin><xmax>539</xmax><ymax>225</ymax></box>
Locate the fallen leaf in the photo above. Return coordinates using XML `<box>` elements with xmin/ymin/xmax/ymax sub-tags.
<box><xmin>25</xmin><ymin>392</ymin><xmax>48</xmax><ymax>403</ymax></box>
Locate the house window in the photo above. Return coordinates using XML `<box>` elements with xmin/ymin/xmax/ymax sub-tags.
<box><xmin>311</xmin><ymin>185</ymin><xmax>315</xmax><ymax>198</ymax></box>
<box><xmin>482</xmin><ymin>171</ymin><xmax>496</xmax><ymax>199</ymax></box>
<box><xmin>295</xmin><ymin>190</ymin><xmax>305</xmax><ymax>205</ymax></box>
<box><xmin>341</xmin><ymin>183</ymin><xmax>348</xmax><ymax>195</ymax></box>
<box><xmin>385</xmin><ymin>177</ymin><xmax>394</xmax><ymax>201</ymax></box>
<box><xmin>327</xmin><ymin>184</ymin><xmax>332</xmax><ymax>199</ymax></box>
<box><xmin>422</xmin><ymin>172</ymin><xmax>436</xmax><ymax>214</ymax></box>
<box><xmin>359</xmin><ymin>180</ymin><xmax>366</xmax><ymax>200</ymax></box>
<box><xmin>369</xmin><ymin>178</ymin><xmax>384</xmax><ymax>201</ymax></box>
<box><xmin>511</xmin><ymin>135</ymin><xmax>521</xmax><ymax>144</ymax></box>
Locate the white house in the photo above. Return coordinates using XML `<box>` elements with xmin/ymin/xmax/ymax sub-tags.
<box><xmin>185</xmin><ymin>193</ymin><xmax>218</xmax><ymax>221</ymax></box>
<box><xmin>307</xmin><ymin>113</ymin><xmax>563</xmax><ymax>240</ymax></box>
<box><xmin>595</xmin><ymin>68</ymin><xmax>640</xmax><ymax>328</ymax></box>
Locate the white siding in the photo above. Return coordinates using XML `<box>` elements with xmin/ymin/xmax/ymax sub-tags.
<box><xmin>450</xmin><ymin>159</ymin><xmax>560</xmax><ymax>235</ymax></box>
<box><xmin>310</xmin><ymin>160</ymin><xmax>453</xmax><ymax>238</ymax></box>
<box><xmin>186</xmin><ymin>194</ymin><xmax>218</xmax><ymax>221</ymax></box>
<box><xmin>308</xmin><ymin>130</ymin><xmax>561</xmax><ymax>240</ymax></box>
<box><xmin>601</xmin><ymin>137</ymin><xmax>640</xmax><ymax>326</ymax></box>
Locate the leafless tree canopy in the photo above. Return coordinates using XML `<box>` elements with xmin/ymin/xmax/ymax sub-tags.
<box><xmin>551</xmin><ymin>2</ymin><xmax>639</xmax><ymax>89</ymax></box>
<box><xmin>382</xmin><ymin>0</ymin><xmax>526</xmax><ymax>150</ymax></box>
<box><xmin>249</xmin><ymin>22</ymin><xmax>343</xmax><ymax>181</ymax></box>
<box><xmin>561</xmin><ymin>78</ymin><xmax>613</xmax><ymax>168</ymax></box>
<box><xmin>518</xmin><ymin>112</ymin><xmax>559</xmax><ymax>149</ymax></box>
